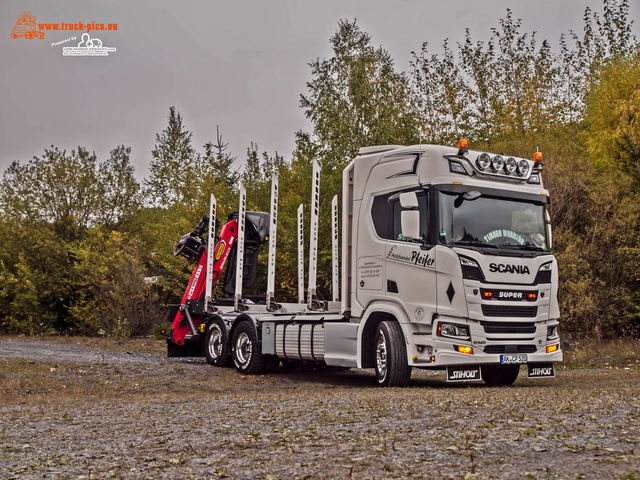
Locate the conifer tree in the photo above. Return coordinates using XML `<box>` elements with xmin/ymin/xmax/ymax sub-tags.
<box><xmin>146</xmin><ymin>107</ymin><xmax>196</xmax><ymax>207</ymax></box>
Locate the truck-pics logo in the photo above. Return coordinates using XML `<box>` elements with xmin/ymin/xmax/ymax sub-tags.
<box><xmin>386</xmin><ymin>245</ymin><xmax>435</xmax><ymax>269</ymax></box>
<box><xmin>489</xmin><ymin>263</ymin><xmax>530</xmax><ymax>274</ymax></box>
<box><xmin>11</xmin><ymin>11</ymin><xmax>119</xmax><ymax>57</ymax></box>
<box><xmin>11</xmin><ymin>12</ymin><xmax>44</xmax><ymax>39</ymax></box>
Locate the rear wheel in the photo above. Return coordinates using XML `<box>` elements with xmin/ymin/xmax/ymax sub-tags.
<box><xmin>232</xmin><ymin>321</ymin><xmax>265</xmax><ymax>374</ymax></box>
<box><xmin>204</xmin><ymin>318</ymin><xmax>231</xmax><ymax>367</ymax></box>
<box><xmin>481</xmin><ymin>364</ymin><xmax>520</xmax><ymax>386</ymax></box>
<box><xmin>374</xmin><ymin>321</ymin><xmax>411</xmax><ymax>387</ymax></box>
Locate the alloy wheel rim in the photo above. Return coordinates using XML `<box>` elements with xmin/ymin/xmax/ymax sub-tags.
<box><xmin>376</xmin><ymin>333</ymin><xmax>388</xmax><ymax>380</ymax></box>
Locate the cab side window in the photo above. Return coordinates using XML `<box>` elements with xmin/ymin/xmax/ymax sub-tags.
<box><xmin>371</xmin><ymin>191</ymin><xmax>429</xmax><ymax>242</ymax></box>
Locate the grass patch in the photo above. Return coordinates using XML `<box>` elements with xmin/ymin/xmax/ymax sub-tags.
<box><xmin>0</xmin><ymin>357</ymin><xmax>135</xmax><ymax>405</ymax></box>
<box><xmin>1</xmin><ymin>334</ymin><xmax>166</xmax><ymax>354</ymax></box>
<box><xmin>562</xmin><ymin>338</ymin><xmax>640</xmax><ymax>370</ymax></box>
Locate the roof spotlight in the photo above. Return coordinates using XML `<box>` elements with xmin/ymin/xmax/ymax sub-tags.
<box><xmin>491</xmin><ymin>155</ymin><xmax>504</xmax><ymax>172</ymax></box>
<box><xmin>476</xmin><ymin>153</ymin><xmax>490</xmax><ymax>170</ymax></box>
<box><xmin>517</xmin><ymin>159</ymin><xmax>530</xmax><ymax>176</ymax></box>
<box><xmin>504</xmin><ymin>157</ymin><xmax>517</xmax><ymax>174</ymax></box>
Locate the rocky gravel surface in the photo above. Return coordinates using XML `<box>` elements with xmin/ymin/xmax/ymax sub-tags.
<box><xmin>1</xmin><ymin>337</ymin><xmax>639</xmax><ymax>479</ymax></box>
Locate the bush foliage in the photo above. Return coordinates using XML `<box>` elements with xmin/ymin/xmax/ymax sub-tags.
<box><xmin>0</xmin><ymin>0</ymin><xmax>638</xmax><ymax>338</ymax></box>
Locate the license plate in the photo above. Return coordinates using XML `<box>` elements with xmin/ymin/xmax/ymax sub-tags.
<box><xmin>500</xmin><ymin>354</ymin><xmax>527</xmax><ymax>364</ymax></box>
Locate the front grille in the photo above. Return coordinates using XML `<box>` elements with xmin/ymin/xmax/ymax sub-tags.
<box><xmin>484</xmin><ymin>344</ymin><xmax>538</xmax><ymax>354</ymax></box>
<box><xmin>481</xmin><ymin>305</ymin><xmax>538</xmax><ymax>317</ymax></box>
<box><xmin>482</xmin><ymin>321</ymin><xmax>536</xmax><ymax>334</ymax></box>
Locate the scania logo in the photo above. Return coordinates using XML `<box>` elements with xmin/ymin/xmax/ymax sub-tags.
<box><xmin>489</xmin><ymin>263</ymin><xmax>530</xmax><ymax>274</ymax></box>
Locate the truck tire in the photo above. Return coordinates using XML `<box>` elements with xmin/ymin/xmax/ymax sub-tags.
<box><xmin>232</xmin><ymin>321</ymin><xmax>265</xmax><ymax>374</ymax></box>
<box><xmin>204</xmin><ymin>318</ymin><xmax>232</xmax><ymax>367</ymax></box>
<box><xmin>374</xmin><ymin>321</ymin><xmax>411</xmax><ymax>387</ymax></box>
<box><xmin>481</xmin><ymin>364</ymin><xmax>520</xmax><ymax>386</ymax></box>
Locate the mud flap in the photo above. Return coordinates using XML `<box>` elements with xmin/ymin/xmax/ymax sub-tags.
<box><xmin>447</xmin><ymin>365</ymin><xmax>481</xmax><ymax>382</ymax></box>
<box><xmin>167</xmin><ymin>337</ymin><xmax>203</xmax><ymax>357</ymax></box>
<box><xmin>527</xmin><ymin>363</ymin><xmax>555</xmax><ymax>378</ymax></box>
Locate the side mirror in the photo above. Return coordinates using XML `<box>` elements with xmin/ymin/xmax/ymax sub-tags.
<box><xmin>401</xmin><ymin>211</ymin><xmax>420</xmax><ymax>240</ymax></box>
<box><xmin>399</xmin><ymin>192</ymin><xmax>418</xmax><ymax>209</ymax></box>
<box><xmin>545</xmin><ymin>209</ymin><xmax>553</xmax><ymax>249</ymax></box>
<box><xmin>463</xmin><ymin>190</ymin><xmax>481</xmax><ymax>201</ymax></box>
<box><xmin>399</xmin><ymin>192</ymin><xmax>420</xmax><ymax>241</ymax></box>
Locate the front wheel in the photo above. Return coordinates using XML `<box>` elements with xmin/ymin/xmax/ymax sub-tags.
<box><xmin>374</xmin><ymin>321</ymin><xmax>411</xmax><ymax>387</ymax></box>
<box><xmin>232</xmin><ymin>321</ymin><xmax>265</xmax><ymax>374</ymax></box>
<box><xmin>204</xmin><ymin>318</ymin><xmax>232</xmax><ymax>367</ymax></box>
<box><xmin>481</xmin><ymin>364</ymin><xmax>520</xmax><ymax>386</ymax></box>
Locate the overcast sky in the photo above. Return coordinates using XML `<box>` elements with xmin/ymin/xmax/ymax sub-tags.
<box><xmin>2</xmin><ymin>0</ymin><xmax>638</xmax><ymax>180</ymax></box>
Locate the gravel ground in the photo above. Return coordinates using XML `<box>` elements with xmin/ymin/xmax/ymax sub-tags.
<box><xmin>0</xmin><ymin>337</ymin><xmax>639</xmax><ymax>479</ymax></box>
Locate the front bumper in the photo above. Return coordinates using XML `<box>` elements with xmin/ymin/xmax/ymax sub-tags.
<box><xmin>410</xmin><ymin>315</ymin><xmax>562</xmax><ymax>367</ymax></box>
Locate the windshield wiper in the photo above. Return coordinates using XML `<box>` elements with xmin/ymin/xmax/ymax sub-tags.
<box><xmin>498</xmin><ymin>244</ymin><xmax>546</xmax><ymax>252</ymax></box>
<box><xmin>448</xmin><ymin>240</ymin><xmax>499</xmax><ymax>249</ymax></box>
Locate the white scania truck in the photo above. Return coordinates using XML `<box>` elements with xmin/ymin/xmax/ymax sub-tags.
<box><xmin>167</xmin><ymin>140</ymin><xmax>562</xmax><ymax>386</ymax></box>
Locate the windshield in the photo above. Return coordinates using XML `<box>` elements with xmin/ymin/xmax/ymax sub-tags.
<box><xmin>437</xmin><ymin>189</ymin><xmax>549</xmax><ymax>251</ymax></box>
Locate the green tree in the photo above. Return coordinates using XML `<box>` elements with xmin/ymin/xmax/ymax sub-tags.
<box><xmin>146</xmin><ymin>107</ymin><xmax>197</xmax><ymax>207</ymax></box>
<box><xmin>70</xmin><ymin>230</ymin><xmax>163</xmax><ymax>336</ymax></box>
<box><xmin>196</xmin><ymin>125</ymin><xmax>240</xmax><ymax>215</ymax></box>
<box><xmin>584</xmin><ymin>53</ymin><xmax>640</xmax><ymax>184</ymax></box>
<box><xmin>96</xmin><ymin>145</ymin><xmax>142</xmax><ymax>228</ymax></box>
<box><xmin>0</xmin><ymin>146</ymin><xmax>100</xmax><ymax>232</ymax></box>
<box><xmin>300</xmin><ymin>19</ymin><xmax>418</xmax><ymax>171</ymax></box>
<box><xmin>411</xmin><ymin>40</ymin><xmax>474</xmax><ymax>144</ymax></box>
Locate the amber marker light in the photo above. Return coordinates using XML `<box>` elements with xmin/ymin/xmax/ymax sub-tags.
<box><xmin>456</xmin><ymin>345</ymin><xmax>474</xmax><ymax>355</ymax></box>
<box><xmin>483</xmin><ymin>291</ymin><xmax>493</xmax><ymax>299</ymax></box>
<box><xmin>528</xmin><ymin>293</ymin><xmax>537</xmax><ymax>300</ymax></box>
<box><xmin>533</xmin><ymin>151</ymin><xmax>544</xmax><ymax>165</ymax></box>
<box><xmin>546</xmin><ymin>344</ymin><xmax>559</xmax><ymax>353</ymax></box>
<box><xmin>458</xmin><ymin>138</ymin><xmax>469</xmax><ymax>155</ymax></box>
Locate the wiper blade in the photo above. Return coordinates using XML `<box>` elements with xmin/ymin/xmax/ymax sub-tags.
<box><xmin>449</xmin><ymin>240</ymin><xmax>499</xmax><ymax>249</ymax></box>
<box><xmin>498</xmin><ymin>244</ymin><xmax>545</xmax><ymax>251</ymax></box>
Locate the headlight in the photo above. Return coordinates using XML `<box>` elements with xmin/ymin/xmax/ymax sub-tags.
<box><xmin>491</xmin><ymin>155</ymin><xmax>504</xmax><ymax>172</ymax></box>
<box><xmin>504</xmin><ymin>157</ymin><xmax>517</xmax><ymax>174</ymax></box>
<box><xmin>460</xmin><ymin>257</ymin><xmax>479</xmax><ymax>268</ymax></box>
<box><xmin>517</xmin><ymin>159</ymin><xmax>530</xmax><ymax>176</ymax></box>
<box><xmin>460</xmin><ymin>256</ymin><xmax>485</xmax><ymax>281</ymax></box>
<box><xmin>438</xmin><ymin>322</ymin><xmax>470</xmax><ymax>339</ymax></box>
<box><xmin>547</xmin><ymin>325</ymin><xmax>559</xmax><ymax>340</ymax></box>
<box><xmin>476</xmin><ymin>153</ymin><xmax>491</xmax><ymax>170</ymax></box>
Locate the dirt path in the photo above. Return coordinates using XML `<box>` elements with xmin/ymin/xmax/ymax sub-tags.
<box><xmin>1</xmin><ymin>337</ymin><xmax>639</xmax><ymax>479</ymax></box>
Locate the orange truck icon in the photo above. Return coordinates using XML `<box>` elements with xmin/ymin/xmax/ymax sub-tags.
<box><xmin>11</xmin><ymin>12</ymin><xmax>44</xmax><ymax>39</ymax></box>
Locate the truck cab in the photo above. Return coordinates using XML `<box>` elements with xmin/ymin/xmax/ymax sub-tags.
<box><xmin>344</xmin><ymin>141</ymin><xmax>561</xmax><ymax>385</ymax></box>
